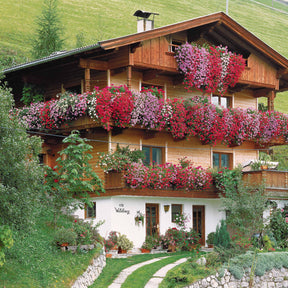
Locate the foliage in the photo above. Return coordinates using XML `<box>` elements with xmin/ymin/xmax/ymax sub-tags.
<box><xmin>175</xmin><ymin>43</ymin><xmax>245</xmax><ymax>95</ymax></box>
<box><xmin>97</xmin><ymin>144</ymin><xmax>144</xmax><ymax>172</ymax></box>
<box><xmin>0</xmin><ymin>211</ymin><xmax>100</xmax><ymax>287</ymax></box>
<box><xmin>44</xmin><ymin>130</ymin><xmax>105</xmax><ymax>226</ymax></box>
<box><xmin>268</xmin><ymin>208</ymin><xmax>288</xmax><ymax>248</ymax></box>
<box><xmin>224</xmin><ymin>251</ymin><xmax>288</xmax><ymax>280</ymax></box>
<box><xmin>21</xmin><ymin>83</ymin><xmax>44</xmax><ymax>106</ymax></box>
<box><xmin>214</xmin><ymin>220</ymin><xmax>231</xmax><ymax>249</ymax></box>
<box><xmin>0</xmin><ymin>82</ymin><xmax>44</xmax><ymax>230</ymax></box>
<box><xmin>161</xmin><ymin>228</ymin><xmax>200</xmax><ymax>251</ymax></box>
<box><xmin>31</xmin><ymin>0</ymin><xmax>65</xmax><ymax>59</ymax></box>
<box><xmin>214</xmin><ymin>167</ymin><xmax>267</xmax><ymax>237</ymax></box>
<box><xmin>53</xmin><ymin>227</ymin><xmax>77</xmax><ymax>246</ymax></box>
<box><xmin>161</xmin><ymin>253</ymin><xmax>213</xmax><ymax>288</ymax></box>
<box><xmin>72</xmin><ymin>218</ymin><xmax>103</xmax><ymax>246</ymax></box>
<box><xmin>0</xmin><ymin>224</ymin><xmax>13</xmax><ymax>267</ymax></box>
<box><xmin>141</xmin><ymin>235</ymin><xmax>160</xmax><ymax>250</ymax></box>
<box><xmin>124</xmin><ymin>162</ymin><xmax>212</xmax><ymax>191</ymax></box>
<box><xmin>104</xmin><ymin>231</ymin><xmax>118</xmax><ymax>251</ymax></box>
<box><xmin>206</xmin><ymin>232</ymin><xmax>215</xmax><ymax>245</ymax></box>
<box><xmin>134</xmin><ymin>211</ymin><xmax>145</xmax><ymax>226</ymax></box>
<box><xmin>117</xmin><ymin>234</ymin><xmax>133</xmax><ymax>251</ymax></box>
<box><xmin>174</xmin><ymin>213</ymin><xmax>189</xmax><ymax>230</ymax></box>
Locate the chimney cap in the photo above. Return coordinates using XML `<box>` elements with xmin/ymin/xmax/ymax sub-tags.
<box><xmin>133</xmin><ymin>10</ymin><xmax>159</xmax><ymax>19</ymax></box>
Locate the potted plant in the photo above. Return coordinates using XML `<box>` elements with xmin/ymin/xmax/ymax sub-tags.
<box><xmin>134</xmin><ymin>211</ymin><xmax>145</xmax><ymax>226</ymax></box>
<box><xmin>141</xmin><ymin>235</ymin><xmax>158</xmax><ymax>253</ymax></box>
<box><xmin>117</xmin><ymin>234</ymin><xmax>133</xmax><ymax>254</ymax></box>
<box><xmin>104</xmin><ymin>231</ymin><xmax>119</xmax><ymax>251</ymax></box>
<box><xmin>206</xmin><ymin>232</ymin><xmax>215</xmax><ymax>248</ymax></box>
<box><xmin>54</xmin><ymin>227</ymin><xmax>77</xmax><ymax>247</ymax></box>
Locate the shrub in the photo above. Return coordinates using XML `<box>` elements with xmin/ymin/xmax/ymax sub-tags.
<box><xmin>214</xmin><ymin>220</ymin><xmax>231</xmax><ymax>248</ymax></box>
<box><xmin>268</xmin><ymin>208</ymin><xmax>288</xmax><ymax>248</ymax></box>
<box><xmin>53</xmin><ymin>227</ymin><xmax>77</xmax><ymax>246</ymax></box>
<box><xmin>117</xmin><ymin>234</ymin><xmax>133</xmax><ymax>251</ymax></box>
<box><xmin>104</xmin><ymin>231</ymin><xmax>119</xmax><ymax>251</ymax></box>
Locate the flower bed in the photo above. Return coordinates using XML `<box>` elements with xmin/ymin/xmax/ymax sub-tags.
<box><xmin>15</xmin><ymin>85</ymin><xmax>288</xmax><ymax>146</ymax></box>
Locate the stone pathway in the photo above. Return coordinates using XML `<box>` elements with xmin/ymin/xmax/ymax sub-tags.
<box><xmin>108</xmin><ymin>257</ymin><xmax>169</xmax><ymax>288</ymax></box>
<box><xmin>144</xmin><ymin>258</ymin><xmax>188</xmax><ymax>288</ymax></box>
<box><xmin>108</xmin><ymin>256</ymin><xmax>188</xmax><ymax>288</ymax></box>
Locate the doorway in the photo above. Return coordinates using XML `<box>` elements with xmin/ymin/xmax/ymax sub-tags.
<box><xmin>193</xmin><ymin>205</ymin><xmax>205</xmax><ymax>246</ymax></box>
<box><xmin>146</xmin><ymin>204</ymin><xmax>159</xmax><ymax>237</ymax></box>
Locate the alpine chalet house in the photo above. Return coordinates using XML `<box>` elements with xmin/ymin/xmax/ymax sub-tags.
<box><xmin>3</xmin><ymin>12</ymin><xmax>288</xmax><ymax>248</ymax></box>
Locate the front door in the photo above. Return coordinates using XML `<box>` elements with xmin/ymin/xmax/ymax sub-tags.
<box><xmin>146</xmin><ymin>204</ymin><xmax>159</xmax><ymax>237</ymax></box>
<box><xmin>193</xmin><ymin>205</ymin><xmax>205</xmax><ymax>246</ymax></box>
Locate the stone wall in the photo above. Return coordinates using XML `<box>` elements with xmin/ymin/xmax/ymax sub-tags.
<box><xmin>71</xmin><ymin>249</ymin><xmax>106</xmax><ymax>288</ymax></box>
<box><xmin>185</xmin><ymin>268</ymin><xmax>288</xmax><ymax>288</ymax></box>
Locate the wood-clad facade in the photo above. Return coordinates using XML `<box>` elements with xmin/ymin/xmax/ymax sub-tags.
<box><xmin>4</xmin><ymin>12</ymin><xmax>288</xmax><ymax>247</ymax></box>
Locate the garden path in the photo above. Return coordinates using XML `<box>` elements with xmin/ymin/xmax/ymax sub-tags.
<box><xmin>108</xmin><ymin>256</ymin><xmax>188</xmax><ymax>288</ymax></box>
<box><xmin>108</xmin><ymin>256</ymin><xmax>168</xmax><ymax>288</ymax></box>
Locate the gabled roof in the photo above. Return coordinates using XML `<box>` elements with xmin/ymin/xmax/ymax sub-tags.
<box><xmin>99</xmin><ymin>12</ymin><xmax>288</xmax><ymax>69</ymax></box>
<box><xmin>3</xmin><ymin>12</ymin><xmax>288</xmax><ymax>76</ymax></box>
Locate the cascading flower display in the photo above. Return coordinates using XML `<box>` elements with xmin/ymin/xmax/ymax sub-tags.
<box><xmin>175</xmin><ymin>43</ymin><xmax>246</xmax><ymax>95</ymax></box>
<box><xmin>16</xmin><ymin>85</ymin><xmax>288</xmax><ymax>146</ymax></box>
<box><xmin>124</xmin><ymin>162</ymin><xmax>212</xmax><ymax>191</ymax></box>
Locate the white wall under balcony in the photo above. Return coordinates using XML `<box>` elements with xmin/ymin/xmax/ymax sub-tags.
<box><xmin>74</xmin><ymin>195</ymin><xmax>225</xmax><ymax>249</ymax></box>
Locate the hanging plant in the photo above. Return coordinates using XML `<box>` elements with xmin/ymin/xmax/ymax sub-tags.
<box><xmin>175</xmin><ymin>43</ymin><xmax>246</xmax><ymax>95</ymax></box>
<box><xmin>134</xmin><ymin>211</ymin><xmax>145</xmax><ymax>226</ymax></box>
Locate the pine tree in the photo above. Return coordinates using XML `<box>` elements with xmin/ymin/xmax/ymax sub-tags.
<box><xmin>31</xmin><ymin>0</ymin><xmax>65</xmax><ymax>59</ymax></box>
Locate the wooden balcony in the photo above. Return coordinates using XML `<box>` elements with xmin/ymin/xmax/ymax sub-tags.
<box><xmin>99</xmin><ymin>170</ymin><xmax>219</xmax><ymax>199</ymax></box>
<box><xmin>243</xmin><ymin>170</ymin><xmax>288</xmax><ymax>199</ymax></box>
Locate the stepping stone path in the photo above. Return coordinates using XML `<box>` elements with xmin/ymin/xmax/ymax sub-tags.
<box><xmin>108</xmin><ymin>256</ymin><xmax>188</xmax><ymax>288</ymax></box>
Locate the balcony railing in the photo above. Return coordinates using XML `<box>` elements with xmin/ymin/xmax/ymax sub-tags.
<box><xmin>102</xmin><ymin>170</ymin><xmax>288</xmax><ymax>200</ymax></box>
<box><xmin>243</xmin><ymin>170</ymin><xmax>288</xmax><ymax>199</ymax></box>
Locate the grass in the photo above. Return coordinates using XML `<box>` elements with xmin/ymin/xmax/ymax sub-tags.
<box><xmin>1</xmin><ymin>0</ymin><xmax>288</xmax><ymax>111</ymax></box>
<box><xmin>122</xmin><ymin>252</ymin><xmax>193</xmax><ymax>288</ymax></box>
<box><xmin>0</xmin><ymin>211</ymin><xmax>100</xmax><ymax>288</ymax></box>
<box><xmin>159</xmin><ymin>253</ymin><xmax>215</xmax><ymax>288</ymax></box>
<box><xmin>91</xmin><ymin>251</ymin><xmax>193</xmax><ymax>288</ymax></box>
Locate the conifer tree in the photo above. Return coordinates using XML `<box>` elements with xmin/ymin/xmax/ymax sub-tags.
<box><xmin>31</xmin><ymin>0</ymin><xmax>65</xmax><ymax>59</ymax></box>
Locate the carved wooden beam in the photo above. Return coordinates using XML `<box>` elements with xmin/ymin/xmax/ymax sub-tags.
<box><xmin>79</xmin><ymin>58</ymin><xmax>108</xmax><ymax>70</ymax></box>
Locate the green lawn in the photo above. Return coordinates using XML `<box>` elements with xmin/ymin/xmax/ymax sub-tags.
<box><xmin>0</xmin><ymin>211</ymin><xmax>100</xmax><ymax>288</ymax></box>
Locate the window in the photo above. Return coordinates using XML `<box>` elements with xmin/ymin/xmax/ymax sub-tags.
<box><xmin>142</xmin><ymin>146</ymin><xmax>163</xmax><ymax>166</ymax></box>
<box><xmin>85</xmin><ymin>202</ymin><xmax>96</xmax><ymax>218</ymax></box>
<box><xmin>213</xmin><ymin>152</ymin><xmax>232</xmax><ymax>169</ymax></box>
<box><xmin>171</xmin><ymin>204</ymin><xmax>182</xmax><ymax>222</ymax></box>
<box><xmin>212</xmin><ymin>95</ymin><xmax>231</xmax><ymax>108</ymax></box>
<box><xmin>169</xmin><ymin>39</ymin><xmax>183</xmax><ymax>53</ymax></box>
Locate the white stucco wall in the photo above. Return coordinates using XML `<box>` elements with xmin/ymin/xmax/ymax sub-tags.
<box><xmin>73</xmin><ymin>196</ymin><xmax>225</xmax><ymax>248</ymax></box>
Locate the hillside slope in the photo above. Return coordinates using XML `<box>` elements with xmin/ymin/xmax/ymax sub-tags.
<box><xmin>1</xmin><ymin>0</ymin><xmax>287</xmax><ymax>111</ymax></box>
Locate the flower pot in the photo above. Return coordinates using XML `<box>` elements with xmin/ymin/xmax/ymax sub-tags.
<box><xmin>110</xmin><ymin>245</ymin><xmax>118</xmax><ymax>251</ymax></box>
<box><xmin>208</xmin><ymin>244</ymin><xmax>214</xmax><ymax>248</ymax></box>
<box><xmin>106</xmin><ymin>253</ymin><xmax>112</xmax><ymax>258</ymax></box>
<box><xmin>118</xmin><ymin>249</ymin><xmax>127</xmax><ymax>254</ymax></box>
<box><xmin>140</xmin><ymin>248</ymin><xmax>151</xmax><ymax>253</ymax></box>
<box><xmin>168</xmin><ymin>245</ymin><xmax>176</xmax><ymax>252</ymax></box>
